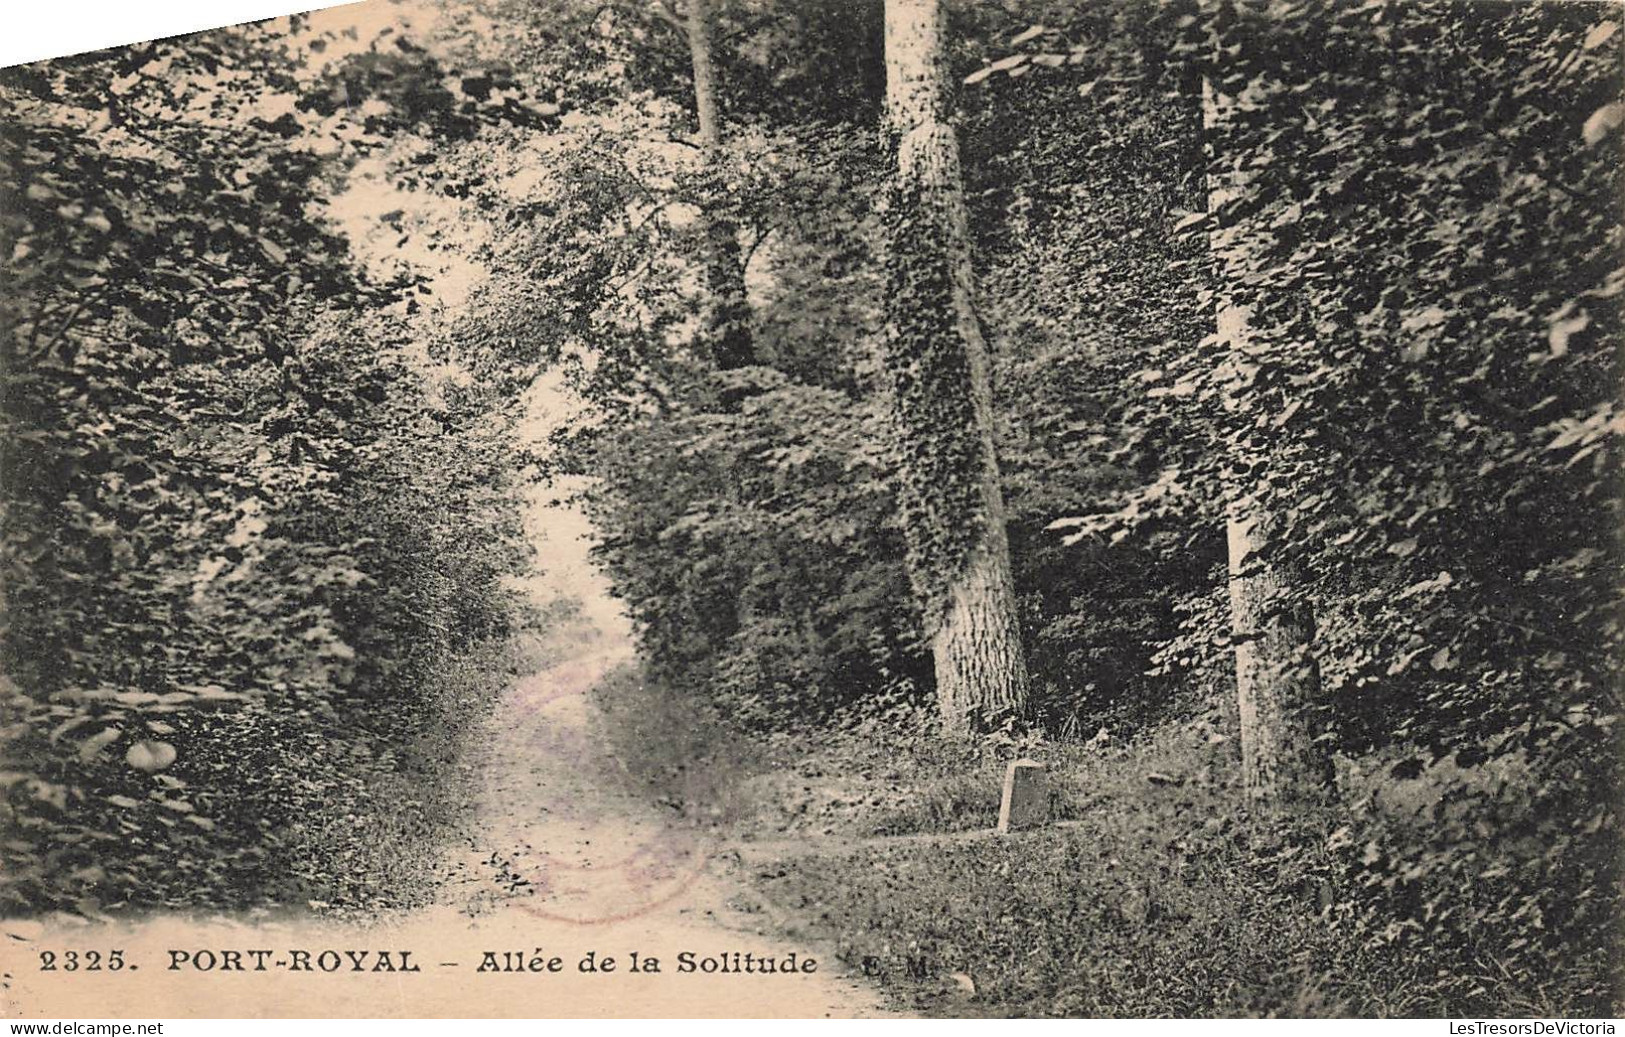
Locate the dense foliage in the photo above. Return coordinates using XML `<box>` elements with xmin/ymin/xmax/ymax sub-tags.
<box><xmin>473</xmin><ymin>0</ymin><xmax>1621</xmax><ymax>1013</ymax></box>
<box><xmin>0</xmin><ymin>21</ymin><xmax>536</xmax><ymax>913</ymax></box>
<box><xmin>1</xmin><ymin>0</ymin><xmax>1616</xmax><ymax>1014</ymax></box>
<box><xmin>1025</xmin><ymin>0</ymin><xmax>1622</xmax><ymax>999</ymax></box>
<box><xmin>438</xmin><ymin>0</ymin><xmax>1211</xmax><ymax>735</ymax></box>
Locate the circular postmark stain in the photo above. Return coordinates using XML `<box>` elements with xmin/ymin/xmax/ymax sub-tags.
<box><xmin>481</xmin><ymin>650</ymin><xmax>719</xmax><ymax>926</ymax></box>
<box><xmin>511</xmin><ymin>827</ymin><xmax>713</xmax><ymax>927</ymax></box>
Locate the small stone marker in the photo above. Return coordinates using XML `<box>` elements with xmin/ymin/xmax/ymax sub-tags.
<box><xmin>997</xmin><ymin>758</ymin><xmax>1049</xmax><ymax>833</ymax></box>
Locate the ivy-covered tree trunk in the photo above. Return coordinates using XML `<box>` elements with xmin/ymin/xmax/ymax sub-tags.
<box><xmin>1202</xmin><ymin>77</ymin><xmax>1332</xmax><ymax>807</ymax></box>
<box><xmin>883</xmin><ymin>0</ymin><xmax>1028</xmax><ymax>733</ymax></box>
<box><xmin>685</xmin><ymin>0</ymin><xmax>753</xmax><ymax>371</ymax></box>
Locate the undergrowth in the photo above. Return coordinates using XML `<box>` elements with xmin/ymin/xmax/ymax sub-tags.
<box><xmin>589</xmin><ymin>666</ymin><xmax>1621</xmax><ymax>1017</ymax></box>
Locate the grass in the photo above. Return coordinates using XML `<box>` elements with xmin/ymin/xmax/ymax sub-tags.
<box><xmin>753</xmin><ymin>831</ymin><xmax>1345</xmax><ymax>1015</ymax></box>
<box><xmin>586</xmin><ymin>669</ymin><xmax>1621</xmax><ymax>1017</ymax></box>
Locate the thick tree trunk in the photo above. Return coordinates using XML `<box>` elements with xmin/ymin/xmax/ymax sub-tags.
<box><xmin>685</xmin><ymin>0</ymin><xmax>753</xmax><ymax>371</ymax></box>
<box><xmin>1202</xmin><ymin>77</ymin><xmax>1331</xmax><ymax>807</ymax></box>
<box><xmin>883</xmin><ymin>0</ymin><xmax>1028</xmax><ymax>733</ymax></box>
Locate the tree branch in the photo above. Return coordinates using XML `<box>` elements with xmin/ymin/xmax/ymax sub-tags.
<box><xmin>649</xmin><ymin>0</ymin><xmax>688</xmax><ymax>39</ymax></box>
<box><xmin>719</xmin><ymin>14</ymin><xmax>779</xmax><ymax>45</ymax></box>
<box><xmin>740</xmin><ymin>223</ymin><xmax>776</xmax><ymax>271</ymax></box>
<box><xmin>31</xmin><ymin>290</ymin><xmax>105</xmax><ymax>362</ymax></box>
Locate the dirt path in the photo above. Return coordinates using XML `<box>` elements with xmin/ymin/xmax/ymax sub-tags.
<box><xmin>3</xmin><ymin>606</ymin><xmax>898</xmax><ymax>1019</ymax></box>
<box><xmin>396</xmin><ymin>629</ymin><xmax>901</xmax><ymax>1017</ymax></box>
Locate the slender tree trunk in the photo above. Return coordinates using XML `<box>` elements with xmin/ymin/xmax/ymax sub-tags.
<box><xmin>883</xmin><ymin>0</ymin><xmax>1028</xmax><ymax>733</ymax></box>
<box><xmin>685</xmin><ymin>0</ymin><xmax>722</xmax><ymax>146</ymax></box>
<box><xmin>1201</xmin><ymin>76</ymin><xmax>1332</xmax><ymax>807</ymax></box>
<box><xmin>684</xmin><ymin>0</ymin><xmax>753</xmax><ymax>371</ymax></box>
<box><xmin>1225</xmin><ymin>493</ymin><xmax>1332</xmax><ymax>805</ymax></box>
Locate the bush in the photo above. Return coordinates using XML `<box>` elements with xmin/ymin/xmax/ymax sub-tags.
<box><xmin>0</xmin><ymin>311</ymin><xmax>536</xmax><ymax>915</ymax></box>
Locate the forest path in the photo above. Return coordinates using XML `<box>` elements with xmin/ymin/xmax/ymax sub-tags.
<box><xmin>383</xmin><ymin>618</ymin><xmax>901</xmax><ymax>1018</ymax></box>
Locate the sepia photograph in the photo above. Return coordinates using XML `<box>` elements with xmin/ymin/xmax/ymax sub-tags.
<box><xmin>0</xmin><ymin>0</ymin><xmax>1620</xmax><ymax>1021</ymax></box>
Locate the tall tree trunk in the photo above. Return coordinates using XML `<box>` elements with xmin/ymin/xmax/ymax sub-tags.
<box><xmin>1225</xmin><ymin>475</ymin><xmax>1331</xmax><ymax>806</ymax></box>
<box><xmin>883</xmin><ymin>0</ymin><xmax>1028</xmax><ymax>733</ymax></box>
<box><xmin>684</xmin><ymin>0</ymin><xmax>753</xmax><ymax>371</ymax></box>
<box><xmin>1201</xmin><ymin>76</ymin><xmax>1332</xmax><ymax>807</ymax></box>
